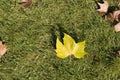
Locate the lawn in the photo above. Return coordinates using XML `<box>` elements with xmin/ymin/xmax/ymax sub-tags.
<box><xmin>0</xmin><ymin>0</ymin><xmax>120</xmax><ymax>80</ymax></box>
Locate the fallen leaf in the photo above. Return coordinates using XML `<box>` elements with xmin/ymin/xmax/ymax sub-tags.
<box><xmin>106</xmin><ymin>13</ymin><xmax>114</xmax><ymax>22</ymax></box>
<box><xmin>0</xmin><ymin>41</ymin><xmax>7</xmax><ymax>58</ymax></box>
<box><xmin>96</xmin><ymin>1</ymin><xmax>120</xmax><ymax>32</ymax></box>
<box><xmin>97</xmin><ymin>1</ymin><xmax>109</xmax><ymax>16</ymax></box>
<box><xmin>118</xmin><ymin>51</ymin><xmax>120</xmax><ymax>56</ymax></box>
<box><xmin>19</xmin><ymin>0</ymin><xmax>32</xmax><ymax>8</ymax></box>
<box><xmin>55</xmin><ymin>33</ymin><xmax>88</xmax><ymax>59</ymax></box>
<box><xmin>102</xmin><ymin>11</ymin><xmax>120</xmax><ymax>22</ymax></box>
<box><xmin>114</xmin><ymin>22</ymin><xmax>120</xmax><ymax>32</ymax></box>
<box><xmin>113</xmin><ymin>10</ymin><xmax>120</xmax><ymax>22</ymax></box>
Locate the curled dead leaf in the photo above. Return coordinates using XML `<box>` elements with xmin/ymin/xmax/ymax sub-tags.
<box><xmin>97</xmin><ymin>1</ymin><xmax>109</xmax><ymax>16</ymax></box>
<box><xmin>114</xmin><ymin>22</ymin><xmax>120</xmax><ymax>32</ymax></box>
<box><xmin>113</xmin><ymin>10</ymin><xmax>120</xmax><ymax>22</ymax></box>
<box><xmin>104</xmin><ymin>11</ymin><xmax>120</xmax><ymax>22</ymax></box>
<box><xmin>19</xmin><ymin>0</ymin><xmax>32</xmax><ymax>8</ymax></box>
<box><xmin>107</xmin><ymin>10</ymin><xmax>120</xmax><ymax>22</ymax></box>
<box><xmin>0</xmin><ymin>41</ymin><xmax>7</xmax><ymax>58</ymax></box>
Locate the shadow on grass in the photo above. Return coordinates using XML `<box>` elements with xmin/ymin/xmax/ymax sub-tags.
<box><xmin>108</xmin><ymin>6</ymin><xmax>119</xmax><ymax>13</ymax></box>
<box><xmin>0</xmin><ymin>37</ymin><xmax>5</xmax><ymax>44</ymax></box>
<box><xmin>103</xmin><ymin>47</ymin><xmax>120</xmax><ymax>66</ymax></box>
<box><xmin>50</xmin><ymin>23</ymin><xmax>78</xmax><ymax>49</ymax></box>
<box><xmin>91</xmin><ymin>47</ymin><xmax>120</xmax><ymax>66</ymax></box>
<box><xmin>109</xmin><ymin>47</ymin><xmax>120</xmax><ymax>57</ymax></box>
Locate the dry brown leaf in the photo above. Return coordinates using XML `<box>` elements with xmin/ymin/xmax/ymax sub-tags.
<box><xmin>104</xmin><ymin>11</ymin><xmax>120</xmax><ymax>22</ymax></box>
<box><xmin>96</xmin><ymin>1</ymin><xmax>120</xmax><ymax>22</ymax></box>
<box><xmin>97</xmin><ymin>1</ymin><xmax>109</xmax><ymax>16</ymax></box>
<box><xmin>106</xmin><ymin>13</ymin><xmax>114</xmax><ymax>22</ymax></box>
<box><xmin>113</xmin><ymin>10</ymin><xmax>120</xmax><ymax>22</ymax></box>
<box><xmin>0</xmin><ymin>41</ymin><xmax>7</xmax><ymax>58</ymax></box>
<box><xmin>19</xmin><ymin>0</ymin><xmax>32</xmax><ymax>8</ymax></box>
<box><xmin>114</xmin><ymin>22</ymin><xmax>120</xmax><ymax>32</ymax></box>
<box><xmin>96</xmin><ymin>1</ymin><xmax>120</xmax><ymax>32</ymax></box>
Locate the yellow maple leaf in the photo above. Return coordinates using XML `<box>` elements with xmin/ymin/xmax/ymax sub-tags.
<box><xmin>55</xmin><ymin>33</ymin><xmax>88</xmax><ymax>59</ymax></box>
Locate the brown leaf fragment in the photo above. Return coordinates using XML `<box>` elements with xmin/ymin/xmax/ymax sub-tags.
<box><xmin>0</xmin><ymin>41</ymin><xmax>7</xmax><ymax>58</ymax></box>
<box><xmin>113</xmin><ymin>10</ymin><xmax>120</xmax><ymax>22</ymax></box>
<box><xmin>19</xmin><ymin>0</ymin><xmax>32</xmax><ymax>8</ymax></box>
<box><xmin>97</xmin><ymin>1</ymin><xmax>109</xmax><ymax>16</ymax></box>
<box><xmin>114</xmin><ymin>22</ymin><xmax>120</xmax><ymax>32</ymax></box>
<box><xmin>103</xmin><ymin>10</ymin><xmax>120</xmax><ymax>22</ymax></box>
<box><xmin>118</xmin><ymin>51</ymin><xmax>120</xmax><ymax>56</ymax></box>
<box><xmin>117</xmin><ymin>50</ymin><xmax>120</xmax><ymax>57</ymax></box>
<box><xmin>107</xmin><ymin>13</ymin><xmax>114</xmax><ymax>22</ymax></box>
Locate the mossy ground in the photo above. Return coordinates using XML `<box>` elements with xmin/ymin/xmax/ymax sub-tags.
<box><xmin>0</xmin><ymin>0</ymin><xmax>120</xmax><ymax>80</ymax></box>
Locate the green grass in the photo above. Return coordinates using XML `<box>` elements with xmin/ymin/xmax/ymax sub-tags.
<box><xmin>0</xmin><ymin>0</ymin><xmax>120</xmax><ymax>80</ymax></box>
